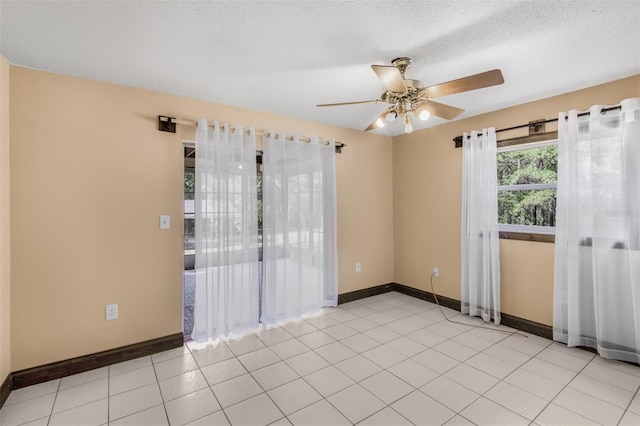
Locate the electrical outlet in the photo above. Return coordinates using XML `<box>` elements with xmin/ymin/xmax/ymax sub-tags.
<box><xmin>433</xmin><ymin>267</ymin><xmax>439</xmax><ymax>277</ymax></box>
<box><xmin>355</xmin><ymin>263</ymin><xmax>362</xmax><ymax>273</ymax></box>
<box><xmin>159</xmin><ymin>215</ymin><xmax>170</xmax><ymax>230</ymax></box>
<box><xmin>106</xmin><ymin>304</ymin><xmax>118</xmax><ymax>321</ymax></box>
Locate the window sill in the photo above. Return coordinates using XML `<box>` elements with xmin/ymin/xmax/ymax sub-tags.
<box><xmin>499</xmin><ymin>231</ymin><xmax>555</xmax><ymax>243</ymax></box>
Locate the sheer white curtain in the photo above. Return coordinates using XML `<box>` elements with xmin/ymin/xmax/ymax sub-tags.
<box><xmin>261</xmin><ymin>133</ymin><xmax>338</xmax><ymax>324</ymax></box>
<box><xmin>191</xmin><ymin>120</ymin><xmax>260</xmax><ymax>342</ymax></box>
<box><xmin>461</xmin><ymin>128</ymin><xmax>501</xmax><ymax>324</ymax></box>
<box><xmin>554</xmin><ymin>98</ymin><xmax>640</xmax><ymax>363</ymax></box>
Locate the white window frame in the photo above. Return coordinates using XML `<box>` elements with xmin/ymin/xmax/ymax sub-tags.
<box><xmin>497</xmin><ymin>139</ymin><xmax>558</xmax><ymax>235</ymax></box>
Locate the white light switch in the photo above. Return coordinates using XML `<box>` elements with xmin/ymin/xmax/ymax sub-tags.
<box><xmin>160</xmin><ymin>215</ymin><xmax>170</xmax><ymax>230</ymax></box>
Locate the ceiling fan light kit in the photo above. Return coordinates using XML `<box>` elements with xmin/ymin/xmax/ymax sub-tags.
<box><xmin>317</xmin><ymin>57</ymin><xmax>505</xmax><ymax>134</ymax></box>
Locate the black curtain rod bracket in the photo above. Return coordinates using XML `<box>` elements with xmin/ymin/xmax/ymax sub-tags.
<box><xmin>158</xmin><ymin>115</ymin><xmax>177</xmax><ymax>133</ymax></box>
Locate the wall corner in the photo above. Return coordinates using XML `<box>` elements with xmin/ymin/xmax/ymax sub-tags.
<box><xmin>0</xmin><ymin>54</ymin><xmax>12</xmax><ymax>387</ymax></box>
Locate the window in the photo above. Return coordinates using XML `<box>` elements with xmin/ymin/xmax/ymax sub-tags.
<box><xmin>184</xmin><ymin>165</ymin><xmax>195</xmax><ymax>263</ymax></box>
<box><xmin>497</xmin><ymin>139</ymin><xmax>558</xmax><ymax>239</ymax></box>
<box><xmin>185</xmin><ymin>149</ymin><xmax>264</xmax><ymax>261</ymax></box>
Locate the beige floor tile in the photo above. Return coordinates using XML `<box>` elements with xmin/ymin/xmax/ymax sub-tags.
<box><xmin>326</xmin><ymin>384</ymin><xmax>386</xmax><ymax>424</ymax></box>
<box><xmin>444</xmin><ymin>364</ymin><xmax>499</xmax><ymax>394</ymax></box>
<box><xmin>391</xmin><ymin>390</ymin><xmax>455</xmax><ymax>425</ymax></box>
<box><xmin>164</xmin><ymin>388</ymin><xmax>221</xmax><ymax>426</ymax></box>
<box><xmin>465</xmin><ymin>352</ymin><xmax>518</xmax><ymax>379</ymax></box>
<box><xmin>534</xmin><ymin>403</ymin><xmax>598</xmax><ymax>426</ymax></box>
<box><xmin>461</xmin><ymin>397</ymin><xmax>528</xmax><ymax>426</ymax></box>
<box><xmin>268</xmin><ymin>338</ymin><xmax>310</xmax><ymax>360</ymax></box>
<box><xmin>334</xmin><ymin>354</ymin><xmax>383</xmax><ymax>382</ymax></box>
<box><xmin>284</xmin><ymin>351</ymin><xmax>330</xmax><ymax>376</ymax></box>
<box><xmin>109</xmin><ymin>355</ymin><xmax>152</xmax><ymax>377</ymax></box>
<box><xmin>237</xmin><ymin>347</ymin><xmax>280</xmax><ymax>372</ymax></box>
<box><xmin>211</xmin><ymin>373</ymin><xmax>262</xmax><ymax>408</ymax></box>
<box><xmin>108</xmin><ymin>383</ymin><xmax>162</xmax><ymax>422</ymax></box>
<box><xmin>358</xmin><ymin>407</ymin><xmax>412</xmax><ymax>425</ymax></box>
<box><xmin>224</xmin><ymin>393</ymin><xmax>283</xmax><ymax>426</ymax></box>
<box><xmin>314</xmin><ymin>341</ymin><xmax>357</xmax><ymax>364</ymax></box>
<box><xmin>388</xmin><ymin>358</ymin><xmax>439</xmax><ymax>388</ymax></box>
<box><xmin>53</xmin><ymin>378</ymin><xmax>108</xmax><ymax>414</ymax></box>
<box><xmin>361</xmin><ymin>345</ymin><xmax>406</xmax><ymax>369</ymax></box>
<box><xmin>0</xmin><ymin>393</ymin><xmax>56</xmax><ymax>426</ymax></box>
<box><xmin>4</xmin><ymin>380</ymin><xmax>59</xmax><ymax>406</ymax></box>
<box><xmin>421</xmin><ymin>376</ymin><xmax>479</xmax><ymax>412</ymax></box>
<box><xmin>48</xmin><ymin>399</ymin><xmax>107</xmax><ymax>426</ymax></box>
<box><xmin>287</xmin><ymin>399</ymin><xmax>350</xmax><ymax>426</ymax></box>
<box><xmin>200</xmin><ymin>358</ymin><xmax>247</xmax><ymax>386</ymax></box>
<box><xmin>484</xmin><ymin>381</ymin><xmax>547</xmax><ymax>420</ymax></box>
<box><xmin>267</xmin><ymin>379</ymin><xmax>322</xmax><ymax>416</ymax></box>
<box><xmin>503</xmin><ymin>367</ymin><xmax>564</xmax><ymax>400</ymax></box>
<box><xmin>59</xmin><ymin>367</ymin><xmax>108</xmax><ymax>391</ymax></box>
<box><xmin>185</xmin><ymin>410</ymin><xmax>230</xmax><ymax>426</ymax></box>
<box><xmin>251</xmin><ymin>361</ymin><xmax>299</xmax><ymax>391</ymax></box>
<box><xmin>153</xmin><ymin>353</ymin><xmax>199</xmax><ymax>381</ymax></box>
<box><xmin>553</xmin><ymin>387</ymin><xmax>624</xmax><ymax>425</ymax></box>
<box><xmin>340</xmin><ymin>332</ymin><xmax>379</xmax><ymax>353</ymax></box>
<box><xmin>304</xmin><ymin>366</ymin><xmax>354</xmax><ymax>397</ymax></box>
<box><xmin>158</xmin><ymin>369</ymin><xmax>209</xmax><ymax>402</ymax></box>
<box><xmin>109</xmin><ymin>365</ymin><xmax>157</xmax><ymax>396</ymax></box>
<box><xmin>191</xmin><ymin>343</ymin><xmax>235</xmax><ymax>368</ymax></box>
<box><xmin>619</xmin><ymin>410</ymin><xmax>640</xmax><ymax>426</ymax></box>
<box><xmin>568</xmin><ymin>373</ymin><xmax>635</xmax><ymax>408</ymax></box>
<box><xmin>412</xmin><ymin>349</ymin><xmax>460</xmax><ymax>373</ymax></box>
<box><xmin>109</xmin><ymin>404</ymin><xmax>168</xmax><ymax>426</ymax></box>
<box><xmin>360</xmin><ymin>371</ymin><xmax>413</xmax><ymax>404</ymax></box>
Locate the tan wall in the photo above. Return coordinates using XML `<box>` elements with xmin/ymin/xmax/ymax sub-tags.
<box><xmin>9</xmin><ymin>62</ymin><xmax>637</xmax><ymax>371</ymax></box>
<box><xmin>9</xmin><ymin>67</ymin><xmax>394</xmax><ymax>370</ymax></box>
<box><xmin>393</xmin><ymin>74</ymin><xmax>640</xmax><ymax>326</ymax></box>
<box><xmin>0</xmin><ymin>55</ymin><xmax>11</xmax><ymax>381</ymax></box>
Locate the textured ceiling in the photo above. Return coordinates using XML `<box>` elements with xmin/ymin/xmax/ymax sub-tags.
<box><xmin>1</xmin><ymin>1</ymin><xmax>639</xmax><ymax>136</ymax></box>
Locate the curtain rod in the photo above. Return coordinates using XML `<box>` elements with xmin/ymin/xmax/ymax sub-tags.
<box><xmin>452</xmin><ymin>105</ymin><xmax>622</xmax><ymax>148</ymax></box>
<box><xmin>158</xmin><ymin>115</ymin><xmax>345</xmax><ymax>153</ymax></box>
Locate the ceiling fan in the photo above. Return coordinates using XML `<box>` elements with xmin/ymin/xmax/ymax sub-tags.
<box><xmin>317</xmin><ymin>57</ymin><xmax>504</xmax><ymax>133</ymax></box>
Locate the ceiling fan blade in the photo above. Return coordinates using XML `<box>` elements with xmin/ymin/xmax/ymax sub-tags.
<box><xmin>371</xmin><ymin>65</ymin><xmax>407</xmax><ymax>93</ymax></box>
<box><xmin>365</xmin><ymin>108</ymin><xmax>393</xmax><ymax>131</ymax></box>
<box><xmin>421</xmin><ymin>69</ymin><xmax>504</xmax><ymax>98</ymax></box>
<box><xmin>316</xmin><ymin>99</ymin><xmax>380</xmax><ymax>107</ymax></box>
<box><xmin>416</xmin><ymin>101</ymin><xmax>465</xmax><ymax>120</ymax></box>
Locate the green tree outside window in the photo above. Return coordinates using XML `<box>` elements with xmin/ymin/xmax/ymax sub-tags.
<box><xmin>497</xmin><ymin>144</ymin><xmax>557</xmax><ymax>227</ymax></box>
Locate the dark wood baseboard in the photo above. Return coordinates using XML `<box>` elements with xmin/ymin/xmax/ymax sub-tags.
<box><xmin>11</xmin><ymin>333</ymin><xmax>183</xmax><ymax>390</ymax></box>
<box><xmin>500</xmin><ymin>312</ymin><xmax>552</xmax><ymax>340</ymax></box>
<box><xmin>393</xmin><ymin>282</ymin><xmax>461</xmax><ymax>311</ymax></box>
<box><xmin>0</xmin><ymin>373</ymin><xmax>12</xmax><ymax>410</ymax></box>
<box><xmin>339</xmin><ymin>282</ymin><xmax>553</xmax><ymax>341</ymax></box>
<box><xmin>337</xmin><ymin>283</ymin><xmax>394</xmax><ymax>304</ymax></box>
<box><xmin>393</xmin><ymin>282</ymin><xmax>553</xmax><ymax>339</ymax></box>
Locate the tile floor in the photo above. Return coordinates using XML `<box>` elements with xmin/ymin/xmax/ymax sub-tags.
<box><xmin>1</xmin><ymin>291</ymin><xmax>640</xmax><ymax>426</ymax></box>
